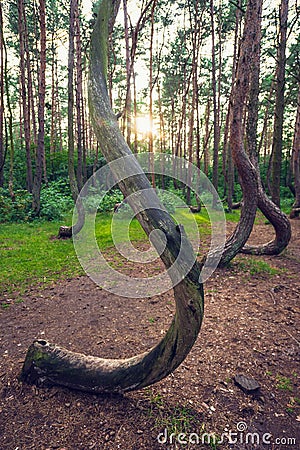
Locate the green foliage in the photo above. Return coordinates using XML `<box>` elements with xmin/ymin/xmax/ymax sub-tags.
<box><xmin>83</xmin><ymin>188</ymin><xmax>124</xmax><ymax>213</ymax></box>
<box><xmin>0</xmin><ymin>189</ymin><xmax>32</xmax><ymax>223</ymax></box>
<box><xmin>39</xmin><ymin>180</ymin><xmax>73</xmax><ymax>221</ymax></box>
<box><xmin>0</xmin><ymin>180</ymin><xmax>74</xmax><ymax>223</ymax></box>
<box><xmin>83</xmin><ymin>187</ymin><xmax>177</xmax><ymax>215</ymax></box>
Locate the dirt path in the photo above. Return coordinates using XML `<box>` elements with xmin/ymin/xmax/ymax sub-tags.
<box><xmin>0</xmin><ymin>219</ymin><xmax>299</xmax><ymax>449</ymax></box>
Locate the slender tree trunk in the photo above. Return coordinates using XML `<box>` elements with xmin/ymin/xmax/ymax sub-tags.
<box><xmin>58</xmin><ymin>0</ymin><xmax>84</xmax><ymax>238</ymax></box>
<box><xmin>133</xmin><ymin>70</ymin><xmax>138</xmax><ymax>153</ymax></box>
<box><xmin>186</xmin><ymin>2</ymin><xmax>200</xmax><ymax>205</ymax></box>
<box><xmin>0</xmin><ymin>10</ymin><xmax>14</xmax><ymax>197</ymax></box>
<box><xmin>82</xmin><ymin>94</ymin><xmax>87</xmax><ymax>183</ymax></box>
<box><xmin>32</xmin><ymin>0</ymin><xmax>47</xmax><ymax>215</ymax></box>
<box><xmin>75</xmin><ymin>0</ymin><xmax>83</xmax><ymax>191</ymax></box>
<box><xmin>210</xmin><ymin>0</ymin><xmax>220</xmax><ymax>206</ymax></box>
<box><xmin>270</xmin><ymin>0</ymin><xmax>289</xmax><ymax>207</ymax></box>
<box><xmin>290</xmin><ymin>80</ymin><xmax>300</xmax><ymax>218</ymax></box>
<box><xmin>0</xmin><ymin>2</ymin><xmax>4</xmax><ymax>187</ymax></box>
<box><xmin>203</xmin><ymin>98</ymin><xmax>211</xmax><ymax>176</ymax></box>
<box><xmin>68</xmin><ymin>0</ymin><xmax>77</xmax><ymax>203</ymax></box>
<box><xmin>50</xmin><ymin>34</ymin><xmax>56</xmax><ymax>155</ymax></box>
<box><xmin>123</xmin><ymin>0</ymin><xmax>131</xmax><ymax>147</ymax></box>
<box><xmin>148</xmin><ymin>0</ymin><xmax>157</xmax><ymax>188</ymax></box>
<box><xmin>18</xmin><ymin>0</ymin><xmax>33</xmax><ymax>192</ymax></box>
<box><xmin>24</xmin><ymin>6</ymin><xmax>37</xmax><ymax>149</ymax></box>
<box><xmin>22</xmin><ymin>0</ymin><xmax>205</xmax><ymax>395</ymax></box>
<box><xmin>258</xmin><ymin>81</ymin><xmax>274</xmax><ymax>165</ymax></box>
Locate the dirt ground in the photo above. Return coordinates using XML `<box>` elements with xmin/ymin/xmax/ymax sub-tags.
<box><xmin>0</xmin><ymin>217</ymin><xmax>299</xmax><ymax>449</ymax></box>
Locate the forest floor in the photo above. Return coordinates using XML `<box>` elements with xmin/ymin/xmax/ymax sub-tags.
<box><xmin>0</xmin><ymin>215</ymin><xmax>299</xmax><ymax>449</ymax></box>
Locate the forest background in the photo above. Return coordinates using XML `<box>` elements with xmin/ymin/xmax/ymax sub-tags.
<box><xmin>0</xmin><ymin>0</ymin><xmax>299</xmax><ymax>223</ymax></box>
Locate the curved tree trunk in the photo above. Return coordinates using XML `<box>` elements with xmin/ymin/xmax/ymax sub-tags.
<box><xmin>241</xmin><ymin>186</ymin><xmax>291</xmax><ymax>255</ymax></box>
<box><xmin>216</xmin><ymin>0</ymin><xmax>261</xmax><ymax>268</ymax></box>
<box><xmin>240</xmin><ymin>0</ymin><xmax>291</xmax><ymax>255</ymax></box>
<box><xmin>21</xmin><ymin>0</ymin><xmax>204</xmax><ymax>394</ymax></box>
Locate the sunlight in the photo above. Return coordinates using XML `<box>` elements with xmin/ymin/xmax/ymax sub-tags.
<box><xmin>135</xmin><ymin>115</ymin><xmax>158</xmax><ymax>137</ymax></box>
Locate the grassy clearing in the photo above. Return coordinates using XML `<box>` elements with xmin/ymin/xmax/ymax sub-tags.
<box><xmin>0</xmin><ymin>220</ymin><xmax>81</xmax><ymax>295</ymax></box>
<box><xmin>0</xmin><ymin>208</ymin><xmax>220</xmax><ymax>296</ymax></box>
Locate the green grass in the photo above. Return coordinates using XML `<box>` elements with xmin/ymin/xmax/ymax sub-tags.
<box><xmin>0</xmin><ymin>208</ymin><xmax>216</xmax><ymax>295</ymax></box>
<box><xmin>0</xmin><ymin>220</ymin><xmax>82</xmax><ymax>295</ymax></box>
<box><xmin>276</xmin><ymin>375</ymin><xmax>293</xmax><ymax>392</ymax></box>
<box><xmin>146</xmin><ymin>389</ymin><xmax>196</xmax><ymax>436</ymax></box>
<box><xmin>0</xmin><ymin>213</ymin><xmax>147</xmax><ymax>295</ymax></box>
<box><xmin>233</xmin><ymin>257</ymin><xmax>281</xmax><ymax>276</ymax></box>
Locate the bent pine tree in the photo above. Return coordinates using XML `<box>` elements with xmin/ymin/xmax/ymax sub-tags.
<box><xmin>21</xmin><ymin>0</ymin><xmax>204</xmax><ymax>394</ymax></box>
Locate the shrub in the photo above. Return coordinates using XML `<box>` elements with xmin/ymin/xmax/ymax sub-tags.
<box><xmin>39</xmin><ymin>181</ymin><xmax>73</xmax><ymax>221</ymax></box>
<box><xmin>0</xmin><ymin>189</ymin><xmax>32</xmax><ymax>223</ymax></box>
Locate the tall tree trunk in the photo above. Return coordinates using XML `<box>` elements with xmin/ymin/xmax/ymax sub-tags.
<box><xmin>223</xmin><ymin>0</ymin><xmax>241</xmax><ymax>210</ymax></box>
<box><xmin>123</xmin><ymin>0</ymin><xmax>132</xmax><ymax>147</ymax></box>
<box><xmin>214</xmin><ymin>0</ymin><xmax>262</xmax><ymax>267</ymax></box>
<box><xmin>18</xmin><ymin>0</ymin><xmax>33</xmax><ymax>192</ymax></box>
<box><xmin>210</xmin><ymin>0</ymin><xmax>220</xmax><ymax>206</ymax></box>
<box><xmin>270</xmin><ymin>0</ymin><xmax>289</xmax><ymax>207</ymax></box>
<box><xmin>58</xmin><ymin>0</ymin><xmax>84</xmax><ymax>238</ymax></box>
<box><xmin>22</xmin><ymin>0</ymin><xmax>204</xmax><ymax>394</ymax></box>
<box><xmin>75</xmin><ymin>0</ymin><xmax>83</xmax><ymax>191</ymax></box>
<box><xmin>24</xmin><ymin>5</ymin><xmax>37</xmax><ymax>149</ymax></box>
<box><xmin>0</xmin><ymin>1</ymin><xmax>4</xmax><ymax>187</ymax></box>
<box><xmin>148</xmin><ymin>0</ymin><xmax>157</xmax><ymax>188</ymax></box>
<box><xmin>32</xmin><ymin>0</ymin><xmax>47</xmax><ymax>215</ymax></box>
<box><xmin>50</xmin><ymin>34</ymin><xmax>57</xmax><ymax>155</ymax></box>
<box><xmin>0</xmin><ymin>8</ymin><xmax>14</xmax><ymax>197</ymax></box>
<box><xmin>290</xmin><ymin>80</ymin><xmax>300</xmax><ymax>218</ymax></box>
<box><xmin>241</xmin><ymin>4</ymin><xmax>291</xmax><ymax>256</ymax></box>
<box><xmin>133</xmin><ymin>70</ymin><xmax>138</xmax><ymax>153</ymax></box>
<box><xmin>203</xmin><ymin>98</ymin><xmax>211</xmax><ymax>176</ymax></box>
<box><xmin>68</xmin><ymin>0</ymin><xmax>77</xmax><ymax>203</ymax></box>
<box><xmin>186</xmin><ymin>2</ymin><xmax>201</xmax><ymax>205</ymax></box>
<box><xmin>258</xmin><ymin>81</ymin><xmax>274</xmax><ymax>166</ymax></box>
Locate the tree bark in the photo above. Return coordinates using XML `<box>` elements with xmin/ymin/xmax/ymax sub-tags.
<box><xmin>210</xmin><ymin>0</ymin><xmax>220</xmax><ymax>207</ymax></box>
<box><xmin>58</xmin><ymin>0</ymin><xmax>85</xmax><ymax>238</ymax></box>
<box><xmin>0</xmin><ymin>1</ymin><xmax>4</xmax><ymax>187</ymax></box>
<box><xmin>0</xmin><ymin>8</ymin><xmax>14</xmax><ymax>196</ymax></box>
<box><xmin>270</xmin><ymin>0</ymin><xmax>289</xmax><ymax>207</ymax></box>
<box><xmin>186</xmin><ymin>1</ymin><xmax>200</xmax><ymax>205</ymax></box>
<box><xmin>222</xmin><ymin>0</ymin><xmax>241</xmax><ymax>210</ymax></box>
<box><xmin>214</xmin><ymin>0</ymin><xmax>261</xmax><ymax>268</ymax></box>
<box><xmin>290</xmin><ymin>79</ymin><xmax>300</xmax><ymax>218</ymax></box>
<box><xmin>22</xmin><ymin>0</ymin><xmax>204</xmax><ymax>394</ymax></box>
<box><xmin>32</xmin><ymin>0</ymin><xmax>47</xmax><ymax>215</ymax></box>
<box><xmin>241</xmin><ymin>3</ymin><xmax>291</xmax><ymax>255</ymax></box>
<box><xmin>148</xmin><ymin>0</ymin><xmax>157</xmax><ymax>188</ymax></box>
<box><xmin>18</xmin><ymin>0</ymin><xmax>33</xmax><ymax>192</ymax></box>
<box><xmin>75</xmin><ymin>0</ymin><xmax>83</xmax><ymax>191</ymax></box>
